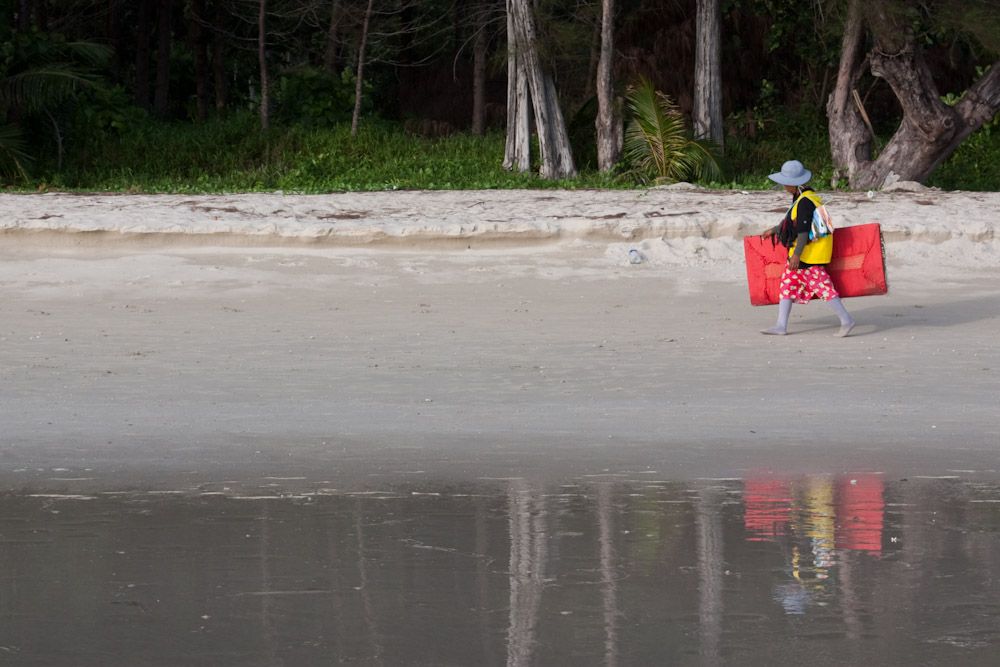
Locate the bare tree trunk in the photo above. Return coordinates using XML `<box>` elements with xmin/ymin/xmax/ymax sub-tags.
<box><xmin>135</xmin><ymin>0</ymin><xmax>153</xmax><ymax>110</ymax></box>
<box><xmin>830</xmin><ymin>1</ymin><xmax>1000</xmax><ymax>188</ymax></box>
<box><xmin>595</xmin><ymin>0</ymin><xmax>622</xmax><ymax>173</ymax></box>
<box><xmin>471</xmin><ymin>1</ymin><xmax>489</xmax><ymax>136</ymax></box>
<box><xmin>693</xmin><ymin>0</ymin><xmax>723</xmax><ymax>150</ymax></box>
<box><xmin>351</xmin><ymin>0</ymin><xmax>375</xmax><ymax>136</ymax></box>
<box><xmin>324</xmin><ymin>0</ymin><xmax>342</xmax><ymax>73</ymax></box>
<box><xmin>189</xmin><ymin>0</ymin><xmax>210</xmax><ymax>122</ymax></box>
<box><xmin>153</xmin><ymin>0</ymin><xmax>173</xmax><ymax>119</ymax></box>
<box><xmin>827</xmin><ymin>0</ymin><xmax>870</xmax><ymax>187</ymax></box>
<box><xmin>508</xmin><ymin>0</ymin><xmax>576</xmax><ymax>179</ymax></box>
<box><xmin>503</xmin><ymin>0</ymin><xmax>531</xmax><ymax>171</ymax></box>
<box><xmin>258</xmin><ymin>0</ymin><xmax>269</xmax><ymax>130</ymax></box>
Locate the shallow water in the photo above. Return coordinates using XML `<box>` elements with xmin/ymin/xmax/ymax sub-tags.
<box><xmin>2</xmin><ymin>469</ymin><xmax>999</xmax><ymax>666</ymax></box>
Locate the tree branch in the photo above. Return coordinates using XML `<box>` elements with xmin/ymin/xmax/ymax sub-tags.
<box><xmin>953</xmin><ymin>61</ymin><xmax>1000</xmax><ymax>134</ymax></box>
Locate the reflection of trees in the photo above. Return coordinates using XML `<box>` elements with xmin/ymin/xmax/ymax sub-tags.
<box><xmin>597</xmin><ymin>483</ymin><xmax>620</xmax><ymax>667</ymax></box>
<box><xmin>8</xmin><ymin>474</ymin><xmax>1000</xmax><ymax>665</ymax></box>
<box><xmin>259</xmin><ymin>501</ymin><xmax>283</xmax><ymax>667</ymax></box>
<box><xmin>506</xmin><ymin>479</ymin><xmax>548</xmax><ymax>667</ymax></box>
<box><xmin>355</xmin><ymin>498</ymin><xmax>384</xmax><ymax>667</ymax></box>
<box><xmin>475</xmin><ymin>497</ymin><xmax>493</xmax><ymax>662</ymax></box>
<box><xmin>695</xmin><ymin>487</ymin><xmax>725</xmax><ymax>667</ymax></box>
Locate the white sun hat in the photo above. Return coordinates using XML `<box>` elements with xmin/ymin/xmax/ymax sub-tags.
<box><xmin>768</xmin><ymin>160</ymin><xmax>812</xmax><ymax>186</ymax></box>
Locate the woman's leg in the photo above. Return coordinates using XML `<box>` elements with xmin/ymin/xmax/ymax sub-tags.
<box><xmin>827</xmin><ymin>297</ymin><xmax>855</xmax><ymax>337</ymax></box>
<box><xmin>762</xmin><ymin>298</ymin><xmax>793</xmax><ymax>335</ymax></box>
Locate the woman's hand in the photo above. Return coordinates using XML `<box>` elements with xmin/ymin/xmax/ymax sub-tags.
<box><xmin>761</xmin><ymin>228</ymin><xmax>775</xmax><ymax>238</ymax></box>
<box><xmin>788</xmin><ymin>255</ymin><xmax>801</xmax><ymax>270</ymax></box>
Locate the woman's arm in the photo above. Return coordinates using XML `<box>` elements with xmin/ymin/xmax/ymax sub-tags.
<box><xmin>788</xmin><ymin>230</ymin><xmax>809</xmax><ymax>269</ymax></box>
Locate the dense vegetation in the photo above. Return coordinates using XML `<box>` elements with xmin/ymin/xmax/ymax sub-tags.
<box><xmin>3</xmin><ymin>0</ymin><xmax>999</xmax><ymax>192</ymax></box>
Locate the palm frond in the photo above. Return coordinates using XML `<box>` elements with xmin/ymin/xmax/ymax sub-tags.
<box><xmin>1</xmin><ymin>64</ymin><xmax>104</xmax><ymax>112</ymax></box>
<box><xmin>623</xmin><ymin>76</ymin><xmax>726</xmax><ymax>184</ymax></box>
<box><xmin>0</xmin><ymin>124</ymin><xmax>32</xmax><ymax>182</ymax></box>
<box><xmin>63</xmin><ymin>41</ymin><xmax>114</xmax><ymax>67</ymax></box>
<box><xmin>684</xmin><ymin>136</ymin><xmax>728</xmax><ymax>182</ymax></box>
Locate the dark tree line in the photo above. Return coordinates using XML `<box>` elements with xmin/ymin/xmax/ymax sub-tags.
<box><xmin>3</xmin><ymin>0</ymin><xmax>999</xmax><ymax>186</ymax></box>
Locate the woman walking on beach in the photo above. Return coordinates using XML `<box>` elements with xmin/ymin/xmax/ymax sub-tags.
<box><xmin>760</xmin><ymin>160</ymin><xmax>855</xmax><ymax>337</ymax></box>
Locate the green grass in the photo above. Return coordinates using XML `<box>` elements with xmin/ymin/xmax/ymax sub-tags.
<box><xmin>30</xmin><ymin>115</ymin><xmax>625</xmax><ymax>193</ymax></box>
<box><xmin>18</xmin><ymin>111</ymin><xmax>1000</xmax><ymax>193</ymax></box>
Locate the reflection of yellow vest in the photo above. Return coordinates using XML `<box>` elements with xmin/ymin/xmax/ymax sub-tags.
<box><xmin>788</xmin><ymin>192</ymin><xmax>833</xmax><ymax>265</ymax></box>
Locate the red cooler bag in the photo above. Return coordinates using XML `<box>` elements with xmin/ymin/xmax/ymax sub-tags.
<box><xmin>744</xmin><ymin>223</ymin><xmax>888</xmax><ymax>306</ymax></box>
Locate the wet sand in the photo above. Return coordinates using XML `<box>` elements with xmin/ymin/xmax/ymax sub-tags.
<box><xmin>2</xmin><ymin>474</ymin><xmax>999</xmax><ymax>666</ymax></box>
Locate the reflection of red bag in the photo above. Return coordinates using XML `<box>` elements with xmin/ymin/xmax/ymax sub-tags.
<box><xmin>744</xmin><ymin>223</ymin><xmax>888</xmax><ymax>306</ymax></box>
<box><xmin>835</xmin><ymin>475</ymin><xmax>884</xmax><ymax>555</ymax></box>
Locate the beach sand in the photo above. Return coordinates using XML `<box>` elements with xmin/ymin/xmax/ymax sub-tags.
<box><xmin>1</xmin><ymin>188</ymin><xmax>998</xmax><ymax>491</ymax></box>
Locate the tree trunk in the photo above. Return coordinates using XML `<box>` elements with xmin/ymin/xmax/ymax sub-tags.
<box><xmin>106</xmin><ymin>0</ymin><xmax>124</xmax><ymax>84</ymax></box>
<box><xmin>508</xmin><ymin>0</ymin><xmax>576</xmax><ymax>179</ymax></box>
<box><xmin>189</xmin><ymin>0</ymin><xmax>210</xmax><ymax>122</ymax></box>
<box><xmin>693</xmin><ymin>0</ymin><xmax>723</xmax><ymax>150</ymax></box>
<box><xmin>324</xmin><ymin>0</ymin><xmax>342</xmax><ymax>73</ymax></box>
<box><xmin>212</xmin><ymin>24</ymin><xmax>228</xmax><ymax>113</ymax></box>
<box><xmin>258</xmin><ymin>0</ymin><xmax>269</xmax><ymax>130</ymax></box>
<box><xmin>33</xmin><ymin>0</ymin><xmax>46</xmax><ymax>32</ymax></box>
<box><xmin>351</xmin><ymin>0</ymin><xmax>375</xmax><ymax>136</ymax></box>
<box><xmin>135</xmin><ymin>0</ymin><xmax>153</xmax><ymax>110</ymax></box>
<box><xmin>827</xmin><ymin>0</ymin><xmax>871</xmax><ymax>187</ymax></box>
<box><xmin>153</xmin><ymin>0</ymin><xmax>173</xmax><ymax>119</ymax></box>
<box><xmin>503</xmin><ymin>0</ymin><xmax>531</xmax><ymax>172</ymax></box>
<box><xmin>595</xmin><ymin>0</ymin><xmax>622</xmax><ymax>173</ymax></box>
<box><xmin>17</xmin><ymin>0</ymin><xmax>31</xmax><ymax>30</ymax></box>
<box><xmin>830</xmin><ymin>1</ymin><xmax>1000</xmax><ymax>188</ymax></box>
<box><xmin>863</xmin><ymin>52</ymin><xmax>1000</xmax><ymax>186</ymax></box>
<box><xmin>471</xmin><ymin>2</ymin><xmax>488</xmax><ymax>136</ymax></box>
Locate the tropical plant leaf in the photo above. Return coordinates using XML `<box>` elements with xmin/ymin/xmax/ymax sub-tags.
<box><xmin>63</xmin><ymin>41</ymin><xmax>114</xmax><ymax>67</ymax></box>
<box><xmin>623</xmin><ymin>76</ymin><xmax>726</xmax><ymax>184</ymax></box>
<box><xmin>1</xmin><ymin>64</ymin><xmax>104</xmax><ymax>112</ymax></box>
<box><xmin>0</xmin><ymin>124</ymin><xmax>31</xmax><ymax>182</ymax></box>
<box><xmin>684</xmin><ymin>136</ymin><xmax>728</xmax><ymax>182</ymax></box>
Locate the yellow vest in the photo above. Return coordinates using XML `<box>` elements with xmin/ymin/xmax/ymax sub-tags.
<box><xmin>788</xmin><ymin>191</ymin><xmax>833</xmax><ymax>265</ymax></box>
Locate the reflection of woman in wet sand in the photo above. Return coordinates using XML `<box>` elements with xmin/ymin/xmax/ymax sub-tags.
<box><xmin>760</xmin><ymin>160</ymin><xmax>855</xmax><ymax>337</ymax></box>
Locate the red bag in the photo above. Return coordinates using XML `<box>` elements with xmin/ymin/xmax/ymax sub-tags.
<box><xmin>744</xmin><ymin>223</ymin><xmax>888</xmax><ymax>306</ymax></box>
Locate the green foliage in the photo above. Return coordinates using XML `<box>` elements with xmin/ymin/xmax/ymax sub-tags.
<box><xmin>0</xmin><ymin>123</ymin><xmax>30</xmax><ymax>181</ymax></box>
<box><xmin>623</xmin><ymin>77</ymin><xmax>726</xmax><ymax>184</ymax></box>
<box><xmin>724</xmin><ymin>131</ymin><xmax>837</xmax><ymax>190</ymax></box>
<box><xmin>72</xmin><ymin>84</ymin><xmax>150</xmax><ymax>139</ymax></box>
<box><xmin>276</xmin><ymin>67</ymin><xmax>372</xmax><ymax>127</ymax></box>
<box><xmin>567</xmin><ymin>95</ymin><xmax>599</xmax><ymax>171</ymax></box>
<box><xmin>31</xmin><ymin>116</ymin><xmax>626</xmax><ymax>193</ymax></box>
<box><xmin>0</xmin><ymin>27</ymin><xmax>110</xmax><ymax>181</ymax></box>
<box><xmin>927</xmin><ymin>116</ymin><xmax>1000</xmax><ymax>190</ymax></box>
<box><xmin>1</xmin><ymin>34</ymin><xmax>109</xmax><ymax>113</ymax></box>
